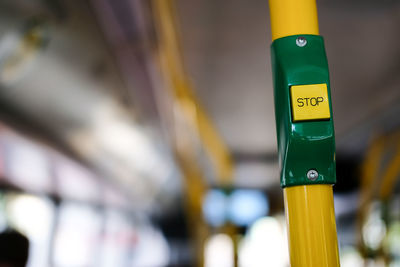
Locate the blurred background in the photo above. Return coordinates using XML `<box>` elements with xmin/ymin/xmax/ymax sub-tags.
<box><xmin>0</xmin><ymin>0</ymin><xmax>398</xmax><ymax>266</ymax></box>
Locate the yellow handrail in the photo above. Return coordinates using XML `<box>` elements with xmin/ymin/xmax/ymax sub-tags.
<box><xmin>379</xmin><ymin>135</ymin><xmax>400</xmax><ymax>199</ymax></box>
<box><xmin>284</xmin><ymin>185</ymin><xmax>340</xmax><ymax>266</ymax></box>
<box><xmin>152</xmin><ymin>1</ymin><xmax>235</xmax><ymax>266</ymax></box>
<box><xmin>153</xmin><ymin>0</ymin><xmax>233</xmax><ymax>184</ymax></box>
<box><xmin>269</xmin><ymin>0</ymin><xmax>319</xmax><ymax>41</ymax></box>
<box><xmin>358</xmin><ymin>131</ymin><xmax>400</xmax><ymax>260</ymax></box>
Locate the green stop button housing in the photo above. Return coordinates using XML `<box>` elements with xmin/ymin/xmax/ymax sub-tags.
<box><xmin>270</xmin><ymin>35</ymin><xmax>336</xmax><ymax>188</ymax></box>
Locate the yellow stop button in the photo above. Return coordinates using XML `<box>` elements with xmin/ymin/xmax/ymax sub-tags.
<box><xmin>290</xmin><ymin>83</ymin><xmax>331</xmax><ymax>122</ymax></box>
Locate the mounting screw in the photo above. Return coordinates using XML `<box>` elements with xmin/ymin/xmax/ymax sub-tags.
<box><xmin>296</xmin><ymin>36</ymin><xmax>307</xmax><ymax>47</ymax></box>
<box><xmin>307</xmin><ymin>169</ymin><xmax>319</xmax><ymax>181</ymax></box>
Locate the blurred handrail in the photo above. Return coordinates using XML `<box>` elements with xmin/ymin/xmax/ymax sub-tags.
<box><xmin>152</xmin><ymin>0</ymin><xmax>233</xmax><ymax>185</ymax></box>
<box><xmin>152</xmin><ymin>1</ymin><xmax>236</xmax><ymax>266</ymax></box>
<box><xmin>358</xmin><ymin>130</ymin><xmax>400</xmax><ymax>261</ymax></box>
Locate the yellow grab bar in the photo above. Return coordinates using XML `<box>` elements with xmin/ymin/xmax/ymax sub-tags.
<box><xmin>268</xmin><ymin>0</ymin><xmax>319</xmax><ymax>40</ymax></box>
<box><xmin>284</xmin><ymin>185</ymin><xmax>340</xmax><ymax>266</ymax></box>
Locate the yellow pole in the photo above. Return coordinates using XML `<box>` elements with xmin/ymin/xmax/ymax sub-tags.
<box><xmin>268</xmin><ymin>0</ymin><xmax>319</xmax><ymax>41</ymax></box>
<box><xmin>379</xmin><ymin>135</ymin><xmax>400</xmax><ymax>200</ymax></box>
<box><xmin>153</xmin><ymin>0</ymin><xmax>234</xmax><ymax>185</ymax></box>
<box><xmin>268</xmin><ymin>0</ymin><xmax>340</xmax><ymax>266</ymax></box>
<box><xmin>284</xmin><ymin>185</ymin><xmax>340</xmax><ymax>266</ymax></box>
<box><xmin>152</xmin><ymin>1</ymin><xmax>236</xmax><ymax>266</ymax></box>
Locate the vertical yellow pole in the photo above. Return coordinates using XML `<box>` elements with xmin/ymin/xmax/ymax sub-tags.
<box><xmin>268</xmin><ymin>0</ymin><xmax>319</xmax><ymax>40</ymax></box>
<box><xmin>284</xmin><ymin>185</ymin><xmax>340</xmax><ymax>266</ymax></box>
<box><xmin>268</xmin><ymin>0</ymin><xmax>340</xmax><ymax>266</ymax></box>
<box><xmin>152</xmin><ymin>1</ymin><xmax>235</xmax><ymax>266</ymax></box>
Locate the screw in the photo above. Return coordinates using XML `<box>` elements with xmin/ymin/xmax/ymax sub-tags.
<box><xmin>307</xmin><ymin>169</ymin><xmax>318</xmax><ymax>181</ymax></box>
<box><xmin>296</xmin><ymin>36</ymin><xmax>307</xmax><ymax>47</ymax></box>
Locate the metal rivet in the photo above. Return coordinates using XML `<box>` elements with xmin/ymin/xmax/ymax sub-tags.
<box><xmin>296</xmin><ymin>36</ymin><xmax>307</xmax><ymax>47</ymax></box>
<box><xmin>307</xmin><ymin>169</ymin><xmax>318</xmax><ymax>181</ymax></box>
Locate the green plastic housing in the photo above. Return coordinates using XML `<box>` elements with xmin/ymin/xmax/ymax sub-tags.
<box><xmin>270</xmin><ymin>35</ymin><xmax>336</xmax><ymax>188</ymax></box>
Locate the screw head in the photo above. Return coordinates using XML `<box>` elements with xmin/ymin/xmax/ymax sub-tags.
<box><xmin>296</xmin><ymin>37</ymin><xmax>307</xmax><ymax>47</ymax></box>
<box><xmin>307</xmin><ymin>169</ymin><xmax>318</xmax><ymax>181</ymax></box>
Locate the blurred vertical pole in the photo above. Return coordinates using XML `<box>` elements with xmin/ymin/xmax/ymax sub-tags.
<box><xmin>152</xmin><ymin>0</ymin><xmax>235</xmax><ymax>266</ymax></box>
<box><xmin>151</xmin><ymin>0</ymin><xmax>234</xmax><ymax>186</ymax></box>
<box><xmin>358</xmin><ymin>132</ymin><xmax>400</xmax><ymax>264</ymax></box>
<box><xmin>268</xmin><ymin>0</ymin><xmax>340</xmax><ymax>266</ymax></box>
